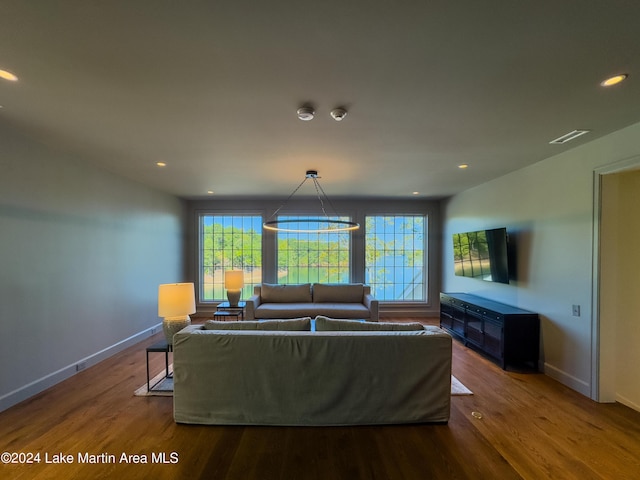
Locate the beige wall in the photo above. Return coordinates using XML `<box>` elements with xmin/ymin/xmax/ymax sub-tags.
<box><xmin>443</xmin><ymin>120</ymin><xmax>640</xmax><ymax>400</ymax></box>
<box><xmin>600</xmin><ymin>169</ymin><xmax>640</xmax><ymax>410</ymax></box>
<box><xmin>0</xmin><ymin>121</ymin><xmax>187</xmax><ymax>411</ymax></box>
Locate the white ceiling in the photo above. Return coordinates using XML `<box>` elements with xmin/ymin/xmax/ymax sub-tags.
<box><xmin>1</xmin><ymin>1</ymin><xmax>639</xmax><ymax>199</ymax></box>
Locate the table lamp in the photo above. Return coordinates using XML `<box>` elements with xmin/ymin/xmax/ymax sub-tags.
<box><xmin>224</xmin><ymin>270</ymin><xmax>244</xmax><ymax>307</ymax></box>
<box><xmin>158</xmin><ymin>282</ymin><xmax>196</xmax><ymax>345</ymax></box>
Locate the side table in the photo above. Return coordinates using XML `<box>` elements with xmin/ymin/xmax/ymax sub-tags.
<box><xmin>213</xmin><ymin>311</ymin><xmax>242</xmax><ymax>321</ymax></box>
<box><xmin>146</xmin><ymin>340</ymin><xmax>173</xmax><ymax>392</ymax></box>
<box><xmin>216</xmin><ymin>301</ymin><xmax>246</xmax><ymax>321</ymax></box>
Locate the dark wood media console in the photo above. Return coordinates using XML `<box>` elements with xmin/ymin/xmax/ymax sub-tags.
<box><xmin>440</xmin><ymin>292</ymin><xmax>540</xmax><ymax>370</ymax></box>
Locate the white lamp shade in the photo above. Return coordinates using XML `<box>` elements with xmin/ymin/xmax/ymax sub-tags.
<box><xmin>158</xmin><ymin>283</ymin><xmax>196</xmax><ymax>318</ymax></box>
<box><xmin>224</xmin><ymin>270</ymin><xmax>244</xmax><ymax>290</ymax></box>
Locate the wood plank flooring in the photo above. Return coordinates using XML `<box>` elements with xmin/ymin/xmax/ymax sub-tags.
<box><xmin>1</xmin><ymin>318</ymin><xmax>640</xmax><ymax>479</ymax></box>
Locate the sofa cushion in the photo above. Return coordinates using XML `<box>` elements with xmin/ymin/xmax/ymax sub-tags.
<box><xmin>261</xmin><ymin>283</ymin><xmax>312</xmax><ymax>303</ymax></box>
<box><xmin>315</xmin><ymin>316</ymin><xmax>424</xmax><ymax>331</ymax></box>
<box><xmin>313</xmin><ymin>283</ymin><xmax>363</xmax><ymax>303</ymax></box>
<box><xmin>204</xmin><ymin>318</ymin><xmax>312</xmax><ymax>331</ymax></box>
<box><xmin>255</xmin><ymin>303</ymin><xmax>371</xmax><ymax>319</ymax></box>
<box><xmin>309</xmin><ymin>303</ymin><xmax>371</xmax><ymax>319</ymax></box>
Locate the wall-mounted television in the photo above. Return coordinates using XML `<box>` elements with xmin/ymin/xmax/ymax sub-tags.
<box><xmin>453</xmin><ymin>227</ymin><xmax>510</xmax><ymax>284</ymax></box>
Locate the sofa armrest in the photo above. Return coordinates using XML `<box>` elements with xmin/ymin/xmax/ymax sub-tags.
<box><xmin>245</xmin><ymin>294</ymin><xmax>261</xmax><ymax>320</ymax></box>
<box><xmin>363</xmin><ymin>293</ymin><xmax>379</xmax><ymax>322</ymax></box>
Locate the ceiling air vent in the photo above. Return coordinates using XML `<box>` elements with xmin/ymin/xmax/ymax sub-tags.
<box><xmin>549</xmin><ymin>130</ymin><xmax>591</xmax><ymax>145</ymax></box>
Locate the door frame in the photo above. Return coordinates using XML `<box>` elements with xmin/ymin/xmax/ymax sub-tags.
<box><xmin>591</xmin><ymin>155</ymin><xmax>640</xmax><ymax>401</ymax></box>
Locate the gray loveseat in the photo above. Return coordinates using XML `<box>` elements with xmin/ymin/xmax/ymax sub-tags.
<box><xmin>173</xmin><ymin>317</ymin><xmax>452</xmax><ymax>426</ymax></box>
<box><xmin>245</xmin><ymin>283</ymin><xmax>379</xmax><ymax>321</ymax></box>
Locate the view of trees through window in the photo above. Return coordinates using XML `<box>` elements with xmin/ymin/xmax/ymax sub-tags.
<box><xmin>276</xmin><ymin>216</ymin><xmax>350</xmax><ymax>284</ymax></box>
<box><xmin>365</xmin><ymin>215</ymin><xmax>426</xmax><ymax>301</ymax></box>
<box><xmin>200</xmin><ymin>215</ymin><xmax>262</xmax><ymax>301</ymax></box>
<box><xmin>199</xmin><ymin>213</ymin><xmax>427</xmax><ymax>302</ymax></box>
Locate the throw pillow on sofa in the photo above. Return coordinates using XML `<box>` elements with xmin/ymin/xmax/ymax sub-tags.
<box><xmin>204</xmin><ymin>317</ymin><xmax>312</xmax><ymax>331</ymax></box>
<box><xmin>315</xmin><ymin>316</ymin><xmax>424</xmax><ymax>331</ymax></box>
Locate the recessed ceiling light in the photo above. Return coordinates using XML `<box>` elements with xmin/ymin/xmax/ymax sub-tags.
<box><xmin>0</xmin><ymin>69</ymin><xmax>18</xmax><ymax>82</ymax></box>
<box><xmin>600</xmin><ymin>74</ymin><xmax>628</xmax><ymax>87</ymax></box>
<box><xmin>156</xmin><ymin>162</ymin><xmax>167</xmax><ymax>167</ymax></box>
<box><xmin>549</xmin><ymin>130</ymin><xmax>590</xmax><ymax>145</ymax></box>
<box><xmin>458</xmin><ymin>164</ymin><xmax>469</xmax><ymax>169</ymax></box>
<box><xmin>412</xmin><ymin>191</ymin><xmax>419</xmax><ymax>195</ymax></box>
<box><xmin>207</xmin><ymin>190</ymin><xmax>214</xmax><ymax>195</ymax></box>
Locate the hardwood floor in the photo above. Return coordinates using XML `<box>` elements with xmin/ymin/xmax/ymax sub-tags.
<box><xmin>2</xmin><ymin>318</ymin><xmax>640</xmax><ymax>479</ymax></box>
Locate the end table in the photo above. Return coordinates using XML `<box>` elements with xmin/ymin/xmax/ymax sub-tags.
<box><xmin>146</xmin><ymin>340</ymin><xmax>173</xmax><ymax>392</ymax></box>
<box><xmin>216</xmin><ymin>301</ymin><xmax>246</xmax><ymax>321</ymax></box>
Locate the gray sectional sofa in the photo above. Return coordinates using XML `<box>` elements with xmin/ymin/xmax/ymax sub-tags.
<box><xmin>173</xmin><ymin>317</ymin><xmax>452</xmax><ymax>426</ymax></box>
<box><xmin>245</xmin><ymin>283</ymin><xmax>379</xmax><ymax>321</ymax></box>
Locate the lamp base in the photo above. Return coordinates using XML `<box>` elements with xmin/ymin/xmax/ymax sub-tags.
<box><xmin>163</xmin><ymin>315</ymin><xmax>191</xmax><ymax>345</ymax></box>
<box><xmin>226</xmin><ymin>290</ymin><xmax>241</xmax><ymax>307</ymax></box>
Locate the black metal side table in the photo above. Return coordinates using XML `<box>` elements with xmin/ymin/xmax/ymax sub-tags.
<box><xmin>213</xmin><ymin>311</ymin><xmax>242</xmax><ymax>321</ymax></box>
<box><xmin>216</xmin><ymin>301</ymin><xmax>246</xmax><ymax>320</ymax></box>
<box><xmin>146</xmin><ymin>340</ymin><xmax>173</xmax><ymax>392</ymax></box>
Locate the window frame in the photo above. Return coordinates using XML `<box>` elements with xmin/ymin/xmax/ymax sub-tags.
<box><xmin>193</xmin><ymin>203</ymin><xmax>434</xmax><ymax>311</ymax></box>
<box><xmin>274</xmin><ymin>215</ymin><xmax>354</xmax><ymax>284</ymax></box>
<box><xmin>364</xmin><ymin>214</ymin><xmax>428</xmax><ymax>302</ymax></box>
<box><xmin>198</xmin><ymin>213</ymin><xmax>263</xmax><ymax>303</ymax></box>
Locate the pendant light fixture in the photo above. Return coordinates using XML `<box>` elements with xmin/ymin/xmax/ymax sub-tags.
<box><xmin>264</xmin><ymin>170</ymin><xmax>360</xmax><ymax>233</ymax></box>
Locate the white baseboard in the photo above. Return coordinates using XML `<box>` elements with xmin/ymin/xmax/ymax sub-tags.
<box><xmin>0</xmin><ymin>323</ymin><xmax>162</xmax><ymax>413</ymax></box>
<box><xmin>616</xmin><ymin>394</ymin><xmax>640</xmax><ymax>413</ymax></box>
<box><xmin>543</xmin><ymin>362</ymin><xmax>591</xmax><ymax>397</ymax></box>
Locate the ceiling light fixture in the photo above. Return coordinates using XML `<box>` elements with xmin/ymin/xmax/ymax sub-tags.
<box><xmin>330</xmin><ymin>107</ymin><xmax>348</xmax><ymax>121</ymax></box>
<box><xmin>0</xmin><ymin>69</ymin><xmax>18</xmax><ymax>82</ymax></box>
<box><xmin>549</xmin><ymin>130</ymin><xmax>591</xmax><ymax>145</ymax></box>
<box><xmin>296</xmin><ymin>105</ymin><xmax>315</xmax><ymax>121</ymax></box>
<box><xmin>156</xmin><ymin>162</ymin><xmax>167</xmax><ymax>167</ymax></box>
<box><xmin>458</xmin><ymin>164</ymin><xmax>469</xmax><ymax>169</ymax></box>
<box><xmin>263</xmin><ymin>170</ymin><xmax>360</xmax><ymax>233</ymax></box>
<box><xmin>600</xmin><ymin>74</ymin><xmax>628</xmax><ymax>87</ymax></box>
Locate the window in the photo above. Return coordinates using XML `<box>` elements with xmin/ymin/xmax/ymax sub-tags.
<box><xmin>276</xmin><ymin>216</ymin><xmax>351</xmax><ymax>284</ymax></box>
<box><xmin>365</xmin><ymin>215</ymin><xmax>426</xmax><ymax>301</ymax></box>
<box><xmin>200</xmin><ymin>215</ymin><xmax>262</xmax><ymax>301</ymax></box>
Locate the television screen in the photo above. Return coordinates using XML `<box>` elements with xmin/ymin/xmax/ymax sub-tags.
<box><xmin>453</xmin><ymin>227</ymin><xmax>509</xmax><ymax>284</ymax></box>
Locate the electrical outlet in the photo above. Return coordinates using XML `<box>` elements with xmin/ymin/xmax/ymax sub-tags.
<box><xmin>76</xmin><ymin>361</ymin><xmax>86</xmax><ymax>372</ymax></box>
<box><xmin>572</xmin><ymin>305</ymin><xmax>581</xmax><ymax>317</ymax></box>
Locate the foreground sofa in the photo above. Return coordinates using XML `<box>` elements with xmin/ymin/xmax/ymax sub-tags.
<box><xmin>245</xmin><ymin>283</ymin><xmax>379</xmax><ymax>321</ymax></box>
<box><xmin>173</xmin><ymin>317</ymin><xmax>452</xmax><ymax>426</ymax></box>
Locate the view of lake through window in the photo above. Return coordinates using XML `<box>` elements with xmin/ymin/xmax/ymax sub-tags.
<box><xmin>200</xmin><ymin>215</ymin><xmax>262</xmax><ymax>301</ymax></box>
<box><xmin>365</xmin><ymin>215</ymin><xmax>426</xmax><ymax>301</ymax></box>
<box><xmin>276</xmin><ymin>216</ymin><xmax>351</xmax><ymax>284</ymax></box>
<box><xmin>199</xmin><ymin>213</ymin><xmax>427</xmax><ymax>302</ymax></box>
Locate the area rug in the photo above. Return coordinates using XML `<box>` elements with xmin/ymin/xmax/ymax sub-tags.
<box><xmin>451</xmin><ymin>375</ymin><xmax>473</xmax><ymax>395</ymax></box>
<box><xmin>134</xmin><ymin>369</ymin><xmax>173</xmax><ymax>397</ymax></box>
<box><xmin>135</xmin><ymin>369</ymin><xmax>472</xmax><ymax>397</ymax></box>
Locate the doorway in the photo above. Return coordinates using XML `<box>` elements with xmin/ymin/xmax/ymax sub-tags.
<box><xmin>593</xmin><ymin>159</ymin><xmax>640</xmax><ymax>411</ymax></box>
